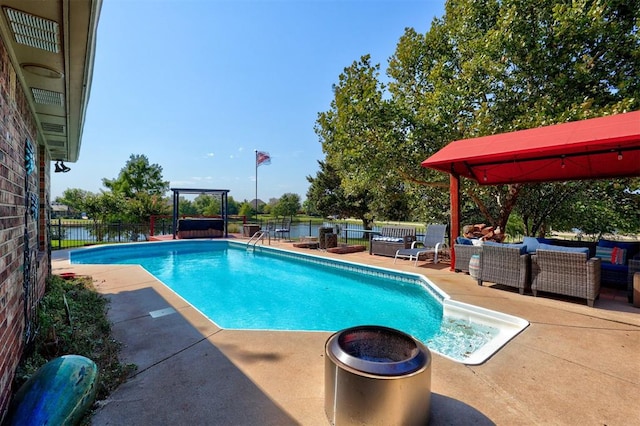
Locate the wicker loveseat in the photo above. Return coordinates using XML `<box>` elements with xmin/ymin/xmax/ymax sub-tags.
<box><xmin>369</xmin><ymin>226</ymin><xmax>416</xmax><ymax>257</ymax></box>
<box><xmin>476</xmin><ymin>242</ymin><xmax>530</xmax><ymax>294</ymax></box>
<box><xmin>531</xmin><ymin>244</ymin><xmax>601</xmax><ymax>307</ymax></box>
<box><xmin>526</xmin><ymin>236</ymin><xmax>639</xmax><ymax>303</ymax></box>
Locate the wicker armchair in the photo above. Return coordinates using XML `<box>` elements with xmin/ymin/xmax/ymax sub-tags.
<box><xmin>477</xmin><ymin>243</ymin><xmax>530</xmax><ymax>294</ymax></box>
<box><xmin>453</xmin><ymin>244</ymin><xmax>482</xmax><ymax>273</ymax></box>
<box><xmin>531</xmin><ymin>249</ymin><xmax>601</xmax><ymax>307</ymax></box>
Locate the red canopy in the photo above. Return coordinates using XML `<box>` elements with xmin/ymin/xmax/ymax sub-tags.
<box><xmin>421</xmin><ymin>111</ymin><xmax>640</xmax><ymax>185</ymax></box>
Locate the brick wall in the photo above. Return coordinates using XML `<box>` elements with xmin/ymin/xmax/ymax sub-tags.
<box><xmin>0</xmin><ymin>34</ymin><xmax>48</xmax><ymax>419</ymax></box>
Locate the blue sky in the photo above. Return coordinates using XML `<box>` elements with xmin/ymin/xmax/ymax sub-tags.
<box><xmin>52</xmin><ymin>0</ymin><xmax>445</xmax><ymax>203</ymax></box>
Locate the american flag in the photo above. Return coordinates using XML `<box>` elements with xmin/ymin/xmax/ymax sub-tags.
<box><xmin>256</xmin><ymin>151</ymin><xmax>271</xmax><ymax>166</ymax></box>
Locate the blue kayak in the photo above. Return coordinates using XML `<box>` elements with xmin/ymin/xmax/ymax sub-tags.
<box><xmin>7</xmin><ymin>355</ymin><xmax>99</xmax><ymax>426</ymax></box>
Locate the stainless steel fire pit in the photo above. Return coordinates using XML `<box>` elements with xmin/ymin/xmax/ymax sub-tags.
<box><xmin>324</xmin><ymin>325</ymin><xmax>431</xmax><ymax>426</ymax></box>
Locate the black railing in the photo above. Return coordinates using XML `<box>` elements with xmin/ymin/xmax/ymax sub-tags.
<box><xmin>49</xmin><ymin>219</ymin><xmax>155</xmax><ymax>250</ymax></box>
<box><xmin>50</xmin><ymin>217</ymin><xmax>431</xmax><ymax>250</ymax></box>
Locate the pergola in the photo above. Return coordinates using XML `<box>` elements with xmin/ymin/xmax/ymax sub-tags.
<box><xmin>170</xmin><ymin>188</ymin><xmax>231</xmax><ymax>239</ymax></box>
<box><xmin>421</xmin><ymin>110</ymin><xmax>640</xmax><ymax>268</ymax></box>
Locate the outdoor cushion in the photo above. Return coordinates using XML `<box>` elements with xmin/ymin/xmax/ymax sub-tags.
<box><xmin>372</xmin><ymin>236</ymin><xmax>404</xmax><ymax>242</ymax></box>
<box><xmin>601</xmin><ymin>262</ymin><xmax>627</xmax><ymax>274</ymax></box>
<box><xmin>595</xmin><ymin>246</ymin><xmax>614</xmax><ymax>262</ymax></box>
<box><xmin>538</xmin><ymin>243</ymin><xmax>590</xmax><ymax>256</ymax></box>
<box><xmin>523</xmin><ymin>236</ymin><xmax>540</xmax><ymax>254</ymax></box>
<box><xmin>483</xmin><ymin>241</ymin><xmax>527</xmax><ymax>255</ymax></box>
<box><xmin>611</xmin><ymin>247</ymin><xmax>627</xmax><ymax>265</ymax></box>
<box><xmin>522</xmin><ymin>236</ymin><xmax>555</xmax><ymax>254</ymax></box>
<box><xmin>597</xmin><ymin>239</ymin><xmax>640</xmax><ymax>261</ymax></box>
<box><xmin>456</xmin><ymin>236</ymin><xmax>474</xmax><ymax>245</ymax></box>
<box><xmin>598</xmin><ymin>239</ymin><xmax>637</xmax><ymax>251</ymax></box>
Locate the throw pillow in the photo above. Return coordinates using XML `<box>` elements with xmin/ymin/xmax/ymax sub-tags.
<box><xmin>614</xmin><ymin>248</ymin><xmax>627</xmax><ymax>265</ymax></box>
<box><xmin>455</xmin><ymin>236</ymin><xmax>474</xmax><ymax>245</ymax></box>
<box><xmin>523</xmin><ymin>236</ymin><xmax>539</xmax><ymax>254</ymax></box>
<box><xmin>595</xmin><ymin>246</ymin><xmax>614</xmax><ymax>263</ymax></box>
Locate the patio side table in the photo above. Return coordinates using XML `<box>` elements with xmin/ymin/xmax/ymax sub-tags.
<box><xmin>469</xmin><ymin>254</ymin><xmax>481</xmax><ymax>280</ymax></box>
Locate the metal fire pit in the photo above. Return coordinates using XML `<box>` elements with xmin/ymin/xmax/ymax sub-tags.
<box><xmin>325</xmin><ymin>325</ymin><xmax>431</xmax><ymax>426</ymax></box>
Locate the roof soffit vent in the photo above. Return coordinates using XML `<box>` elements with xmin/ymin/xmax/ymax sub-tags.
<box><xmin>42</xmin><ymin>122</ymin><xmax>66</xmax><ymax>134</ymax></box>
<box><xmin>32</xmin><ymin>88</ymin><xmax>63</xmax><ymax>106</ymax></box>
<box><xmin>3</xmin><ymin>7</ymin><xmax>60</xmax><ymax>53</ymax></box>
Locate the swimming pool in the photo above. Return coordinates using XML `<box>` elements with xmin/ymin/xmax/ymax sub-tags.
<box><xmin>70</xmin><ymin>240</ymin><xmax>528</xmax><ymax>364</ymax></box>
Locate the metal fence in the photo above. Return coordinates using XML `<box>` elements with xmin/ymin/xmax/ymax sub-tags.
<box><xmin>251</xmin><ymin>220</ymin><xmax>429</xmax><ymax>247</ymax></box>
<box><xmin>49</xmin><ymin>217</ymin><xmax>431</xmax><ymax>250</ymax></box>
<box><xmin>50</xmin><ymin>219</ymin><xmax>155</xmax><ymax>250</ymax></box>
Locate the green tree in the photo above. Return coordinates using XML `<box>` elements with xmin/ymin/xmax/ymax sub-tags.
<box><xmin>101</xmin><ymin>154</ymin><xmax>171</xmax><ymax>223</ymax></box>
<box><xmin>55</xmin><ymin>188</ymin><xmax>94</xmax><ymax>217</ymax></box>
<box><xmin>545</xmin><ymin>180</ymin><xmax>640</xmax><ymax>239</ymax></box>
<box><xmin>81</xmin><ymin>192</ymin><xmax>127</xmax><ymax>241</ymax></box>
<box><xmin>193</xmin><ymin>194</ymin><xmax>219</xmax><ymax>216</ymax></box>
<box><xmin>124</xmin><ymin>193</ymin><xmax>170</xmax><ymax>224</ymax></box>
<box><xmin>191</xmin><ymin>194</ymin><xmax>240</xmax><ymax>216</ymax></box>
<box><xmin>226</xmin><ymin>196</ymin><xmax>240</xmax><ymax>215</ymax></box>
<box><xmin>382</xmin><ymin>0</ymin><xmax>640</xmax><ymax>234</ymax></box>
<box><xmin>306</xmin><ymin>160</ymin><xmax>375</xmax><ymax>227</ymax></box>
<box><xmin>301</xmin><ymin>199</ymin><xmax>318</xmax><ymax>216</ymax></box>
<box><xmin>306</xmin><ymin>161</ymin><xmax>348</xmax><ymax>218</ymax></box>
<box><xmin>103</xmin><ymin>154</ymin><xmax>169</xmax><ymax>198</ymax></box>
<box><xmin>178</xmin><ymin>198</ymin><xmax>198</xmax><ymax>216</ymax></box>
<box><xmin>238</xmin><ymin>202</ymin><xmax>254</xmax><ymax>218</ymax></box>
<box><xmin>315</xmin><ymin>55</ymin><xmax>418</xmax><ymax>222</ymax></box>
<box><xmin>272</xmin><ymin>193</ymin><xmax>301</xmax><ymax>218</ymax></box>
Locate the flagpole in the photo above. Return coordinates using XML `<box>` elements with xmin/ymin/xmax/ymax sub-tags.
<box><xmin>254</xmin><ymin>149</ymin><xmax>258</xmax><ymax>222</ymax></box>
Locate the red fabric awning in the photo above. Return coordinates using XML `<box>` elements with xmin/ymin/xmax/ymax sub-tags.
<box><xmin>421</xmin><ymin>111</ymin><xmax>640</xmax><ymax>184</ymax></box>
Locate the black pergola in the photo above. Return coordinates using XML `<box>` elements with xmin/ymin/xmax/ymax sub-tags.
<box><xmin>170</xmin><ymin>188</ymin><xmax>231</xmax><ymax>239</ymax></box>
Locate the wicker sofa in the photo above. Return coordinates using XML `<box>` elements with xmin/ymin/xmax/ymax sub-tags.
<box><xmin>594</xmin><ymin>239</ymin><xmax>640</xmax><ymax>302</ymax></box>
<box><xmin>531</xmin><ymin>244</ymin><xmax>601</xmax><ymax>307</ymax></box>
<box><xmin>530</xmin><ymin>237</ymin><xmax>639</xmax><ymax>303</ymax></box>
<box><xmin>369</xmin><ymin>226</ymin><xmax>416</xmax><ymax>257</ymax></box>
<box><xmin>476</xmin><ymin>242</ymin><xmax>530</xmax><ymax>294</ymax></box>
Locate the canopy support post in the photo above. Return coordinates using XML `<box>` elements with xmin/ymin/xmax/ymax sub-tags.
<box><xmin>449</xmin><ymin>173</ymin><xmax>460</xmax><ymax>271</ymax></box>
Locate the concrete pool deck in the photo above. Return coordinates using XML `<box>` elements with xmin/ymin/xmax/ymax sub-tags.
<box><xmin>52</xmin><ymin>240</ymin><xmax>639</xmax><ymax>425</ymax></box>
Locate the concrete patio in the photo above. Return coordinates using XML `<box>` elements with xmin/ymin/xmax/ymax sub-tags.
<box><xmin>51</xmin><ymin>239</ymin><xmax>640</xmax><ymax>425</ymax></box>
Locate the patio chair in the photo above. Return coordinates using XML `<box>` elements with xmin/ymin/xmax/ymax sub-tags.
<box><xmin>394</xmin><ymin>224</ymin><xmax>448</xmax><ymax>266</ymax></box>
<box><xmin>274</xmin><ymin>218</ymin><xmax>291</xmax><ymax>241</ymax></box>
<box><xmin>531</xmin><ymin>245</ymin><xmax>601</xmax><ymax>307</ymax></box>
<box><xmin>453</xmin><ymin>241</ymin><xmax>482</xmax><ymax>273</ymax></box>
<box><xmin>477</xmin><ymin>242</ymin><xmax>530</xmax><ymax>294</ymax></box>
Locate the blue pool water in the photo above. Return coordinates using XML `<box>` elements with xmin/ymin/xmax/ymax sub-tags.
<box><xmin>71</xmin><ymin>240</ymin><xmax>501</xmax><ymax>361</ymax></box>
